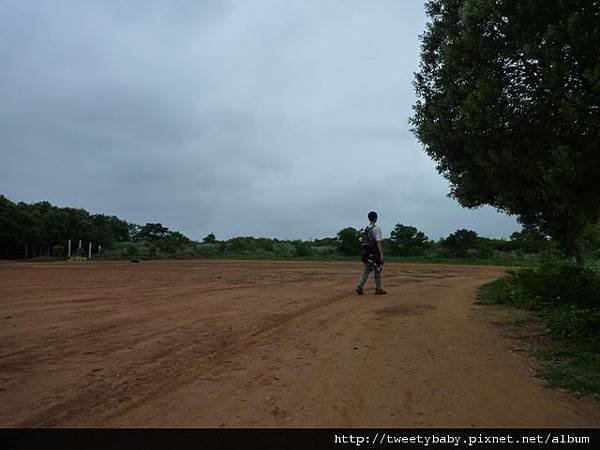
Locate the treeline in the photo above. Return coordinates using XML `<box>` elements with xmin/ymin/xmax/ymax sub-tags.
<box><xmin>338</xmin><ymin>225</ymin><xmax>559</xmax><ymax>260</ymax></box>
<box><xmin>2</xmin><ymin>195</ymin><xmax>598</xmax><ymax>261</ymax></box>
<box><xmin>0</xmin><ymin>195</ymin><xmax>197</xmax><ymax>259</ymax></box>
<box><xmin>0</xmin><ymin>195</ymin><xmax>131</xmax><ymax>259</ymax></box>
<box><xmin>89</xmin><ymin>222</ymin><xmax>600</xmax><ymax>262</ymax></box>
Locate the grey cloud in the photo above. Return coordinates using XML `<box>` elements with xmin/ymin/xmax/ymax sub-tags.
<box><xmin>0</xmin><ymin>0</ymin><xmax>519</xmax><ymax>241</ymax></box>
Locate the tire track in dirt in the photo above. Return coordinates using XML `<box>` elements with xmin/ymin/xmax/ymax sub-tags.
<box><xmin>9</xmin><ymin>280</ymin><xmax>353</xmax><ymax>426</ymax></box>
<box><xmin>101</xmin><ymin>274</ymin><xmax>478</xmax><ymax>426</ymax></box>
<box><xmin>2</xmin><ymin>260</ymin><xmax>600</xmax><ymax>427</ymax></box>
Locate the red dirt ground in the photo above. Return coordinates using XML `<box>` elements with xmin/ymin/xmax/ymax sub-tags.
<box><xmin>1</xmin><ymin>259</ymin><xmax>599</xmax><ymax>427</ymax></box>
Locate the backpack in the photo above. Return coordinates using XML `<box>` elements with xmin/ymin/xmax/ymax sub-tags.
<box><xmin>360</xmin><ymin>225</ymin><xmax>378</xmax><ymax>262</ymax></box>
<box><xmin>360</xmin><ymin>225</ymin><xmax>376</xmax><ymax>250</ymax></box>
<box><xmin>360</xmin><ymin>225</ymin><xmax>381</xmax><ymax>266</ymax></box>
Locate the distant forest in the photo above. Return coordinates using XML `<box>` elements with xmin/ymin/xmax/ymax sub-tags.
<box><xmin>1</xmin><ymin>194</ymin><xmax>598</xmax><ymax>261</ymax></box>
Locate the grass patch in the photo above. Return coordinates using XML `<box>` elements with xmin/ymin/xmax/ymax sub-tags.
<box><xmin>476</xmin><ymin>277</ymin><xmax>511</xmax><ymax>305</ymax></box>
<box><xmin>478</xmin><ymin>265</ymin><xmax>600</xmax><ymax>399</ymax></box>
<box><xmin>535</xmin><ymin>342</ymin><xmax>600</xmax><ymax>398</ymax></box>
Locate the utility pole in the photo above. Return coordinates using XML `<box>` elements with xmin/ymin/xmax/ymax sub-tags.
<box><xmin>68</xmin><ymin>240</ymin><xmax>71</xmax><ymax>258</ymax></box>
<box><xmin>88</xmin><ymin>242</ymin><xmax>92</xmax><ymax>259</ymax></box>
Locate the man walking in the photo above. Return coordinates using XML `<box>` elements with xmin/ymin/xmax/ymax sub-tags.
<box><xmin>356</xmin><ymin>211</ymin><xmax>387</xmax><ymax>295</ymax></box>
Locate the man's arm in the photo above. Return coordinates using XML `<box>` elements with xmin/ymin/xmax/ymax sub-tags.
<box><xmin>377</xmin><ymin>240</ymin><xmax>384</xmax><ymax>260</ymax></box>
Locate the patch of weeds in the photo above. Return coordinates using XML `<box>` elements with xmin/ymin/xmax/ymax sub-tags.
<box><xmin>476</xmin><ymin>277</ymin><xmax>511</xmax><ymax>305</ymax></box>
<box><xmin>478</xmin><ymin>266</ymin><xmax>600</xmax><ymax>399</ymax></box>
<box><xmin>535</xmin><ymin>341</ymin><xmax>600</xmax><ymax>399</ymax></box>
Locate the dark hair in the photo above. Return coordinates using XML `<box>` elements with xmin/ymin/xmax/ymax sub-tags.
<box><xmin>368</xmin><ymin>211</ymin><xmax>378</xmax><ymax>221</ymax></box>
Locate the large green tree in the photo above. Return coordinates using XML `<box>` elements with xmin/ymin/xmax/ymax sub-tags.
<box><xmin>337</xmin><ymin>227</ymin><xmax>360</xmax><ymax>255</ymax></box>
<box><xmin>0</xmin><ymin>195</ymin><xmax>138</xmax><ymax>258</ymax></box>
<box><xmin>134</xmin><ymin>223</ymin><xmax>171</xmax><ymax>242</ymax></box>
<box><xmin>411</xmin><ymin>0</ymin><xmax>600</xmax><ymax>261</ymax></box>
<box><xmin>441</xmin><ymin>229</ymin><xmax>479</xmax><ymax>257</ymax></box>
<box><xmin>202</xmin><ymin>233</ymin><xmax>217</xmax><ymax>244</ymax></box>
<box><xmin>389</xmin><ymin>224</ymin><xmax>429</xmax><ymax>256</ymax></box>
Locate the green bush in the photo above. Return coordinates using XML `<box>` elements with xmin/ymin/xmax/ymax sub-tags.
<box><xmin>586</xmin><ymin>260</ymin><xmax>600</xmax><ymax>276</ymax></box>
<box><xmin>126</xmin><ymin>245</ymin><xmax>138</xmax><ymax>257</ymax></box>
<box><xmin>291</xmin><ymin>240</ymin><xmax>311</xmax><ymax>257</ymax></box>
<box><xmin>479</xmin><ymin>264</ymin><xmax>600</xmax><ymax>398</ymax></box>
<box><xmin>309</xmin><ymin>245</ymin><xmax>337</xmax><ymax>257</ymax></box>
<box><xmin>476</xmin><ymin>277</ymin><xmax>511</xmax><ymax>305</ymax></box>
<box><xmin>174</xmin><ymin>245</ymin><xmax>197</xmax><ymax>258</ymax></box>
<box><xmin>505</xmin><ymin>261</ymin><xmax>600</xmax><ymax>310</ymax></box>
<box><xmin>195</xmin><ymin>243</ymin><xmax>219</xmax><ymax>257</ymax></box>
<box><xmin>52</xmin><ymin>244</ymin><xmax>64</xmax><ymax>257</ymax></box>
<box><xmin>545</xmin><ymin>305</ymin><xmax>600</xmax><ymax>340</ymax></box>
<box><xmin>273</xmin><ymin>242</ymin><xmax>295</xmax><ymax>258</ymax></box>
<box><xmin>251</xmin><ymin>248</ymin><xmax>274</xmax><ymax>258</ymax></box>
<box><xmin>501</xmin><ymin>261</ymin><xmax>600</xmax><ymax>341</ymax></box>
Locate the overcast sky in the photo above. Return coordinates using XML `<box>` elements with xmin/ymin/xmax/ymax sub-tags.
<box><xmin>0</xmin><ymin>0</ymin><xmax>520</xmax><ymax>241</ymax></box>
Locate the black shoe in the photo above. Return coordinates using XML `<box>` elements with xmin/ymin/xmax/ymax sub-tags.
<box><xmin>355</xmin><ymin>286</ymin><xmax>364</xmax><ymax>295</ymax></box>
<box><xmin>374</xmin><ymin>289</ymin><xmax>387</xmax><ymax>295</ymax></box>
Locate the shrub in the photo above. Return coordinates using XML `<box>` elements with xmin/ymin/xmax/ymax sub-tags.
<box><xmin>503</xmin><ymin>261</ymin><xmax>600</xmax><ymax>340</ymax></box>
<box><xmin>147</xmin><ymin>245</ymin><xmax>158</xmax><ymax>257</ymax></box>
<box><xmin>226</xmin><ymin>237</ymin><xmax>257</xmax><ymax>253</ymax></box>
<box><xmin>465</xmin><ymin>248</ymin><xmax>480</xmax><ymax>258</ymax></box>
<box><xmin>479</xmin><ymin>264</ymin><xmax>600</xmax><ymax>397</ymax></box>
<box><xmin>126</xmin><ymin>245</ymin><xmax>138</xmax><ymax>257</ymax></box>
<box><xmin>273</xmin><ymin>242</ymin><xmax>295</xmax><ymax>258</ymax></box>
<box><xmin>174</xmin><ymin>245</ymin><xmax>196</xmax><ymax>258</ymax></box>
<box><xmin>52</xmin><ymin>244</ymin><xmax>64</xmax><ymax>257</ymax></box>
<box><xmin>422</xmin><ymin>250</ymin><xmax>439</xmax><ymax>259</ymax></box>
<box><xmin>250</xmin><ymin>248</ymin><xmax>273</xmax><ymax>258</ymax></box>
<box><xmin>310</xmin><ymin>245</ymin><xmax>337</xmax><ymax>257</ymax></box>
<box><xmin>545</xmin><ymin>305</ymin><xmax>600</xmax><ymax>340</ymax></box>
<box><xmin>195</xmin><ymin>243</ymin><xmax>219</xmax><ymax>257</ymax></box>
<box><xmin>291</xmin><ymin>240</ymin><xmax>311</xmax><ymax>257</ymax></box>
<box><xmin>505</xmin><ymin>261</ymin><xmax>600</xmax><ymax>310</ymax></box>
<box><xmin>586</xmin><ymin>260</ymin><xmax>600</xmax><ymax>276</ymax></box>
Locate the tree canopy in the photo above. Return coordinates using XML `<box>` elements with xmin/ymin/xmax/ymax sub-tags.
<box><xmin>389</xmin><ymin>224</ymin><xmax>429</xmax><ymax>256</ymax></box>
<box><xmin>0</xmin><ymin>195</ymin><xmax>131</xmax><ymax>258</ymax></box>
<box><xmin>411</xmin><ymin>0</ymin><xmax>600</xmax><ymax>261</ymax></box>
<box><xmin>1</xmin><ymin>194</ymin><xmax>579</xmax><ymax>260</ymax></box>
<box><xmin>441</xmin><ymin>229</ymin><xmax>480</xmax><ymax>258</ymax></box>
<box><xmin>337</xmin><ymin>227</ymin><xmax>360</xmax><ymax>255</ymax></box>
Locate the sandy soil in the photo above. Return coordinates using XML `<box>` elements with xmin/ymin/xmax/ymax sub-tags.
<box><xmin>1</xmin><ymin>259</ymin><xmax>599</xmax><ymax>427</ymax></box>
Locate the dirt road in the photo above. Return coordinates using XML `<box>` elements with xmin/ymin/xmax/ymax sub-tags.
<box><xmin>1</xmin><ymin>259</ymin><xmax>599</xmax><ymax>427</ymax></box>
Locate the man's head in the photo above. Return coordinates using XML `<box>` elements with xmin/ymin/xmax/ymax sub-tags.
<box><xmin>368</xmin><ymin>211</ymin><xmax>378</xmax><ymax>223</ymax></box>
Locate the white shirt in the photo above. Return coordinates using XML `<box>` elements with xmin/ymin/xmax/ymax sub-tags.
<box><xmin>370</xmin><ymin>224</ymin><xmax>382</xmax><ymax>241</ymax></box>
